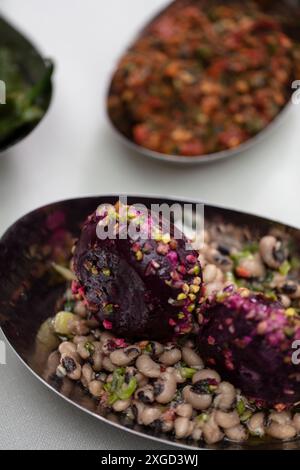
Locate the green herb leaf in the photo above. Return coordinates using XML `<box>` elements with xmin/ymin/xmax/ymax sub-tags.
<box><xmin>180</xmin><ymin>367</ymin><xmax>197</xmax><ymax>379</ymax></box>
<box><xmin>279</xmin><ymin>260</ymin><xmax>291</xmax><ymax>277</ymax></box>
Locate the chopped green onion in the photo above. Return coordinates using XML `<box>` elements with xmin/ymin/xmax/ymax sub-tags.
<box><xmin>84</xmin><ymin>341</ymin><xmax>95</xmax><ymax>354</ymax></box>
<box><xmin>279</xmin><ymin>260</ymin><xmax>291</xmax><ymax>277</ymax></box>
<box><xmin>240</xmin><ymin>410</ymin><xmax>253</xmax><ymax>422</ymax></box>
<box><xmin>225</xmin><ymin>271</ymin><xmax>236</xmax><ymax>283</ymax></box>
<box><xmin>102</xmin><ymin>268</ymin><xmax>111</xmax><ymax>277</ymax></box>
<box><xmin>264</xmin><ymin>290</ymin><xmax>277</xmax><ymax>301</ymax></box>
<box><xmin>63</xmin><ymin>299</ymin><xmax>75</xmax><ymax>312</ymax></box>
<box><xmin>108</xmin><ymin>393</ymin><xmax>119</xmax><ymax>405</ymax></box>
<box><xmin>117</xmin><ymin>377</ymin><xmax>137</xmax><ymax>400</ymax></box>
<box><xmin>52</xmin><ymin>262</ymin><xmax>76</xmax><ymax>281</ymax></box>
<box><xmin>105</xmin><ymin>368</ymin><xmax>137</xmax><ymax>404</ymax></box>
<box><xmin>291</xmin><ymin>257</ymin><xmax>300</xmax><ymax>271</ymax></box>
<box><xmin>264</xmin><ymin>270</ymin><xmax>274</xmax><ymax>283</ymax></box>
<box><xmin>104</xmin><ymin>304</ymin><xmax>114</xmax><ymax>315</ymax></box>
<box><xmin>53</xmin><ymin>311</ymin><xmax>75</xmax><ymax>336</ymax></box>
<box><xmin>180</xmin><ymin>367</ymin><xmax>197</xmax><ymax>379</ymax></box>
<box><xmin>111</xmin><ymin>368</ymin><xmax>125</xmax><ymax>392</ymax></box>
<box><xmin>196</xmin><ymin>413</ymin><xmax>208</xmax><ymax>423</ymax></box>
<box><xmin>243</xmin><ymin>242</ymin><xmax>259</xmax><ymax>254</ymax></box>
<box><xmin>236</xmin><ymin>399</ymin><xmax>246</xmax><ymax>416</ymax></box>
<box><xmin>230</xmin><ymin>249</ymin><xmax>253</xmax><ymax>267</ymax></box>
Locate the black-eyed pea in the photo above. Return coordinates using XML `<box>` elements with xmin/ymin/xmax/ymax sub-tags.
<box><xmin>267</xmin><ymin>422</ymin><xmax>297</xmax><ymax>440</ymax></box>
<box><xmin>110</xmin><ymin>346</ymin><xmax>141</xmax><ymax>366</ymax></box>
<box><xmin>91</xmin><ymin>343</ymin><xmax>103</xmax><ymax>371</ymax></box>
<box><xmin>134</xmin><ymin>385</ymin><xmax>154</xmax><ymax>404</ymax></box>
<box><xmin>166</xmin><ymin>367</ymin><xmax>186</xmax><ymax>384</ymax></box>
<box><xmin>88</xmin><ymin>380</ymin><xmax>103</xmax><ymax>397</ymax></box>
<box><xmin>213</xmin><ymin>382</ymin><xmax>236</xmax><ymax>410</ymax></box>
<box><xmin>175</xmin><ymin>403</ymin><xmax>193</xmax><ymax>418</ymax></box>
<box><xmin>72</xmin><ymin>319</ymin><xmax>90</xmax><ymax>336</ymax></box>
<box><xmin>112</xmin><ymin>399</ymin><xmax>131</xmax><ymax>412</ymax></box>
<box><xmin>269</xmin><ymin>411</ymin><xmax>292</xmax><ymax>425</ymax></box>
<box><xmin>183</xmin><ymin>385</ymin><xmax>212</xmax><ymax>411</ymax></box>
<box><xmin>192</xmin><ymin>369</ymin><xmax>221</xmax><ymax>384</ymax></box>
<box><xmin>259</xmin><ymin>236</ymin><xmax>286</xmax><ymax>269</ymax></box>
<box><xmin>202</xmin><ymin>413</ymin><xmax>224</xmax><ymax>444</ymax></box>
<box><xmin>192</xmin><ymin>427</ymin><xmax>203</xmax><ymax>441</ymax></box>
<box><xmin>203</xmin><ymin>264</ymin><xmax>218</xmax><ymax>283</ymax></box>
<box><xmin>74</xmin><ymin>301</ymin><xmax>87</xmax><ymax>317</ymax></box>
<box><xmin>215</xmin><ymin>410</ymin><xmax>240</xmax><ymax>429</ymax></box>
<box><xmin>182</xmin><ymin>347</ymin><xmax>204</xmax><ymax>368</ymax></box>
<box><xmin>136</xmin><ymin>354</ymin><xmax>161</xmax><ymax>378</ymax></box>
<box><xmin>102</xmin><ymin>356</ymin><xmax>115</xmax><ymax>372</ymax></box>
<box><xmin>204</xmin><ymin>230</ymin><xmax>210</xmax><ymax>244</ymax></box>
<box><xmin>136</xmin><ymin>372</ymin><xmax>148</xmax><ymax>387</ymax></box>
<box><xmin>159</xmin><ymin>347</ymin><xmax>181</xmax><ymax>366</ymax></box>
<box><xmin>154</xmin><ymin>372</ymin><xmax>177</xmax><ymax>404</ymax></box>
<box><xmin>278</xmin><ymin>294</ymin><xmax>291</xmax><ymax>308</ymax></box>
<box><xmin>160</xmin><ymin>417</ymin><xmax>174</xmax><ymax>433</ymax></box>
<box><xmin>149</xmin><ymin>341</ymin><xmax>164</xmax><ymax>357</ymax></box>
<box><xmin>141</xmin><ymin>407</ymin><xmax>162</xmax><ymax>426</ymax></box>
<box><xmin>174</xmin><ymin>417</ymin><xmax>194</xmax><ymax>439</ymax></box>
<box><xmin>61</xmin><ymin>353</ymin><xmax>81</xmax><ymax>381</ymax></box>
<box><xmin>81</xmin><ymin>363</ymin><xmax>94</xmax><ymax>388</ymax></box>
<box><xmin>77</xmin><ymin>341</ymin><xmax>92</xmax><ymax>360</ymax></box>
<box><xmin>247</xmin><ymin>412</ymin><xmax>265</xmax><ymax>437</ymax></box>
<box><xmin>132</xmin><ymin>400</ymin><xmax>146</xmax><ymax>425</ymax></box>
<box><xmin>73</xmin><ymin>335</ymin><xmax>93</xmax><ymax>345</ymax></box>
<box><xmin>99</xmin><ymin>331</ymin><xmax>114</xmax><ymax>343</ymax></box>
<box><xmin>290</xmin><ymin>284</ymin><xmax>300</xmax><ymax>300</ymax></box>
<box><xmin>236</xmin><ymin>253</ymin><xmax>265</xmax><ymax>278</ymax></box>
<box><xmin>205</xmin><ymin>281</ymin><xmax>224</xmax><ymax>297</ymax></box>
<box><xmin>58</xmin><ymin>341</ymin><xmax>77</xmax><ymax>355</ymax></box>
<box><xmin>293</xmin><ymin>413</ymin><xmax>300</xmax><ymax>431</ymax></box>
<box><xmin>183</xmin><ymin>338</ymin><xmax>195</xmax><ymax>349</ymax></box>
<box><xmin>225</xmin><ymin>425</ymin><xmax>248</xmax><ymax>442</ymax></box>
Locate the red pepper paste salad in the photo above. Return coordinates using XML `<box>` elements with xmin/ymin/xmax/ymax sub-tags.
<box><xmin>107</xmin><ymin>0</ymin><xmax>300</xmax><ymax>157</ymax></box>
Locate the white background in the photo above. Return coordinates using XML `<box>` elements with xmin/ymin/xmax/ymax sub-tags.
<box><xmin>0</xmin><ymin>0</ymin><xmax>300</xmax><ymax>449</ymax></box>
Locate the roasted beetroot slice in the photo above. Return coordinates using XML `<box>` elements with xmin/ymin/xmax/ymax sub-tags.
<box><xmin>73</xmin><ymin>203</ymin><xmax>202</xmax><ymax>340</ymax></box>
<box><xmin>198</xmin><ymin>288</ymin><xmax>300</xmax><ymax>406</ymax></box>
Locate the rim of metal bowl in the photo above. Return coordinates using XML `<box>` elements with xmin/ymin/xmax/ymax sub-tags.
<box><xmin>1</xmin><ymin>194</ymin><xmax>300</xmax><ymax>450</ymax></box>
<box><xmin>107</xmin><ymin>99</ymin><xmax>293</xmax><ymax>165</ymax></box>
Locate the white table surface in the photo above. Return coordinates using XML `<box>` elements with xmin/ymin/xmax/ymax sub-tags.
<box><xmin>0</xmin><ymin>0</ymin><xmax>300</xmax><ymax>450</ymax></box>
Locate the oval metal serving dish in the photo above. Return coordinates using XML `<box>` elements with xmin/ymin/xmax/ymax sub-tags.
<box><xmin>1</xmin><ymin>194</ymin><xmax>300</xmax><ymax>450</ymax></box>
<box><xmin>0</xmin><ymin>15</ymin><xmax>53</xmax><ymax>152</ymax></box>
<box><xmin>107</xmin><ymin>0</ymin><xmax>300</xmax><ymax>164</ymax></box>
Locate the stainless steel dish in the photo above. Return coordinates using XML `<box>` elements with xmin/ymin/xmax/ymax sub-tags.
<box><xmin>0</xmin><ymin>15</ymin><xmax>53</xmax><ymax>152</ymax></box>
<box><xmin>1</xmin><ymin>194</ymin><xmax>300</xmax><ymax>450</ymax></box>
<box><xmin>106</xmin><ymin>0</ymin><xmax>300</xmax><ymax>165</ymax></box>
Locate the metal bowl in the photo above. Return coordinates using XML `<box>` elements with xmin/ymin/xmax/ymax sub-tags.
<box><xmin>106</xmin><ymin>0</ymin><xmax>300</xmax><ymax>164</ymax></box>
<box><xmin>1</xmin><ymin>194</ymin><xmax>300</xmax><ymax>450</ymax></box>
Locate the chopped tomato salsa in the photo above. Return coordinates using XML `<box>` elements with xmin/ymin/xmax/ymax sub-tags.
<box><xmin>108</xmin><ymin>0</ymin><xmax>300</xmax><ymax>157</ymax></box>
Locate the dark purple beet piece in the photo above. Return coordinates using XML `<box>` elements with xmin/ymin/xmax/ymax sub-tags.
<box><xmin>72</xmin><ymin>203</ymin><xmax>202</xmax><ymax>340</ymax></box>
<box><xmin>198</xmin><ymin>288</ymin><xmax>300</xmax><ymax>405</ymax></box>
